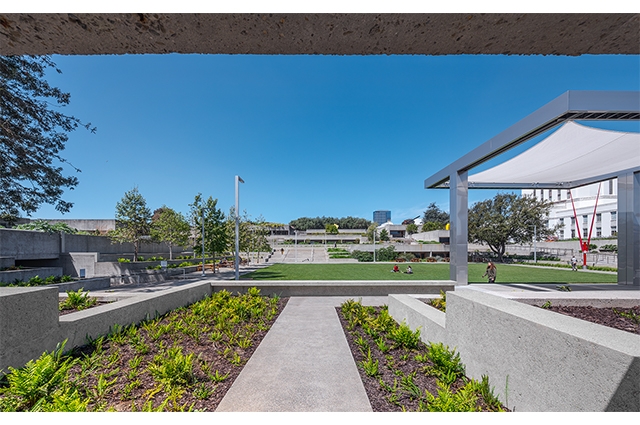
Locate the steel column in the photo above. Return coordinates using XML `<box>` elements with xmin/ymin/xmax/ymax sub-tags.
<box><xmin>450</xmin><ymin>170</ymin><xmax>469</xmax><ymax>285</ymax></box>
<box><xmin>617</xmin><ymin>171</ymin><xmax>640</xmax><ymax>286</ymax></box>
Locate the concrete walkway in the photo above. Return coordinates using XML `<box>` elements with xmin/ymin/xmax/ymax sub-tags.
<box><xmin>215</xmin><ymin>296</ymin><xmax>387</xmax><ymax>412</ymax></box>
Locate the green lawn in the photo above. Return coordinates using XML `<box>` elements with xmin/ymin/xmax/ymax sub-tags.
<box><xmin>242</xmin><ymin>262</ymin><xmax>618</xmax><ymax>284</ymax></box>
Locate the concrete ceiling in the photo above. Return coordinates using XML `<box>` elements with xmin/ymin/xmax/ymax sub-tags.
<box><xmin>0</xmin><ymin>13</ymin><xmax>638</xmax><ymax>56</ymax></box>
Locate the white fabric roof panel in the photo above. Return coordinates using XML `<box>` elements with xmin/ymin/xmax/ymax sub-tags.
<box><xmin>467</xmin><ymin>121</ymin><xmax>640</xmax><ymax>189</ymax></box>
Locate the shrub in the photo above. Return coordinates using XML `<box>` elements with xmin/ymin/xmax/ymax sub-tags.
<box><xmin>376</xmin><ymin>246</ymin><xmax>396</xmax><ymax>262</ymax></box>
<box><xmin>351</xmin><ymin>250</ymin><xmax>373</xmax><ymax>262</ymax></box>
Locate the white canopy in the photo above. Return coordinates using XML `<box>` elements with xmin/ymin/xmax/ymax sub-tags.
<box><xmin>467</xmin><ymin>121</ymin><xmax>640</xmax><ymax>189</ymax></box>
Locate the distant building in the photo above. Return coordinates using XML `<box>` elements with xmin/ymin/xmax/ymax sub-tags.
<box><xmin>522</xmin><ymin>179</ymin><xmax>618</xmax><ymax>240</ymax></box>
<box><xmin>373</xmin><ymin>210</ymin><xmax>391</xmax><ymax>225</ymax></box>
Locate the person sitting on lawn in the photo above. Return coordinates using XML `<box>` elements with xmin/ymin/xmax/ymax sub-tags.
<box><xmin>392</xmin><ymin>264</ymin><xmax>400</xmax><ymax>273</ymax></box>
<box><xmin>405</xmin><ymin>265</ymin><xmax>413</xmax><ymax>274</ymax></box>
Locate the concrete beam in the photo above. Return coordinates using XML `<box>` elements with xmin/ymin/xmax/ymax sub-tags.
<box><xmin>1</xmin><ymin>13</ymin><xmax>638</xmax><ymax>56</ymax></box>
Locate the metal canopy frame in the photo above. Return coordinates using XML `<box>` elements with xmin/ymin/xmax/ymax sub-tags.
<box><xmin>424</xmin><ymin>90</ymin><xmax>640</xmax><ymax>286</ymax></box>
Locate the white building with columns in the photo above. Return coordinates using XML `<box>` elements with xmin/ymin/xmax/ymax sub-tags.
<box><xmin>523</xmin><ymin>179</ymin><xmax>618</xmax><ymax>240</ymax></box>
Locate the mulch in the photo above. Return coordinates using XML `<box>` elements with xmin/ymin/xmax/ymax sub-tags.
<box><xmin>543</xmin><ymin>305</ymin><xmax>640</xmax><ymax>334</ymax></box>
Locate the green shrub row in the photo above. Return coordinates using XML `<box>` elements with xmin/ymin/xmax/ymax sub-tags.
<box><xmin>0</xmin><ymin>274</ymin><xmax>74</xmax><ymax>287</ymax></box>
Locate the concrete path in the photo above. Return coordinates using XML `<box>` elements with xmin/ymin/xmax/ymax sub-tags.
<box><xmin>215</xmin><ymin>296</ymin><xmax>387</xmax><ymax>412</ymax></box>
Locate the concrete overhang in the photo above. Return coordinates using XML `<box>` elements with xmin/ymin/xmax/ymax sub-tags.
<box><xmin>0</xmin><ymin>13</ymin><xmax>638</xmax><ymax>56</ymax></box>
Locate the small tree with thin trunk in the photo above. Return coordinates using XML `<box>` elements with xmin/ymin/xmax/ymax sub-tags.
<box><xmin>150</xmin><ymin>206</ymin><xmax>190</xmax><ymax>260</ymax></box>
<box><xmin>110</xmin><ymin>187</ymin><xmax>152</xmax><ymax>261</ymax></box>
<box><xmin>189</xmin><ymin>194</ymin><xmax>228</xmax><ymax>272</ymax></box>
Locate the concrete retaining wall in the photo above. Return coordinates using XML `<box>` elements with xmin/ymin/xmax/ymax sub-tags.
<box><xmin>0</xmin><ymin>280</ymin><xmax>213</xmax><ymax>374</ymax></box>
<box><xmin>0</xmin><ymin>228</ymin><xmax>60</xmax><ymax>260</ymax></box>
<box><xmin>388</xmin><ymin>290</ymin><xmax>640</xmax><ymax>412</ymax></box>
<box><xmin>1</xmin><ymin>228</ymin><xmax>188</xmax><ymax>262</ymax></box>
<box><xmin>0</xmin><ymin>267</ymin><xmax>64</xmax><ymax>284</ymax></box>
<box><xmin>213</xmin><ymin>280</ymin><xmax>455</xmax><ymax>297</ymax></box>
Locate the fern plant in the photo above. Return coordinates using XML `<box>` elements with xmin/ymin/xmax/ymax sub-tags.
<box><xmin>0</xmin><ymin>341</ymin><xmax>88</xmax><ymax>412</ymax></box>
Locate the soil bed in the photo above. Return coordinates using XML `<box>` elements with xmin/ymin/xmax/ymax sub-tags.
<box><xmin>541</xmin><ymin>305</ymin><xmax>640</xmax><ymax>334</ymax></box>
<box><xmin>1</xmin><ymin>291</ymin><xmax>289</xmax><ymax>412</ymax></box>
<box><xmin>336</xmin><ymin>303</ymin><xmax>508</xmax><ymax>412</ymax></box>
<box><xmin>419</xmin><ymin>299</ymin><xmax>640</xmax><ymax>335</ymax></box>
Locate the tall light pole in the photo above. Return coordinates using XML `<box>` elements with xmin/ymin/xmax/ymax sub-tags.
<box><xmin>235</xmin><ymin>175</ymin><xmax>244</xmax><ymax>280</ymax></box>
<box><xmin>201</xmin><ymin>207</ymin><xmax>206</xmax><ymax>277</ymax></box>
<box><xmin>533</xmin><ymin>224</ymin><xmax>537</xmax><ymax>263</ymax></box>
<box><xmin>373</xmin><ymin>226</ymin><xmax>376</xmax><ymax>262</ymax></box>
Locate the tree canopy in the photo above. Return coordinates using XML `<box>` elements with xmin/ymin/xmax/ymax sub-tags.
<box><xmin>0</xmin><ymin>55</ymin><xmax>95</xmax><ymax>218</ymax></box>
<box><xmin>289</xmin><ymin>216</ymin><xmax>372</xmax><ymax>230</ymax></box>
<box><xmin>110</xmin><ymin>187</ymin><xmax>152</xmax><ymax>261</ymax></box>
<box><xmin>325</xmin><ymin>223</ymin><xmax>339</xmax><ymax>234</ymax></box>
<box><xmin>422</xmin><ymin>203</ymin><xmax>449</xmax><ymax>232</ymax></box>
<box><xmin>14</xmin><ymin>219</ymin><xmax>78</xmax><ymax>234</ymax></box>
<box><xmin>150</xmin><ymin>206</ymin><xmax>190</xmax><ymax>260</ymax></box>
<box><xmin>468</xmin><ymin>193</ymin><xmax>557</xmax><ymax>262</ymax></box>
<box><xmin>189</xmin><ymin>194</ymin><xmax>228</xmax><ymax>270</ymax></box>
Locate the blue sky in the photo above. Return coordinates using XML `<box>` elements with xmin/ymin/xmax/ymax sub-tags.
<box><xmin>30</xmin><ymin>53</ymin><xmax>639</xmax><ymax>225</ymax></box>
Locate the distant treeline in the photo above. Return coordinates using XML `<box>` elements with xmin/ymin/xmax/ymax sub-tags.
<box><xmin>289</xmin><ymin>216</ymin><xmax>373</xmax><ymax>231</ymax></box>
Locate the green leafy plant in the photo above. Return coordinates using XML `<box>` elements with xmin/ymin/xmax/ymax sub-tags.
<box><xmin>541</xmin><ymin>300</ymin><xmax>552</xmax><ymax>309</ymax></box>
<box><xmin>389</xmin><ymin>322</ymin><xmax>421</xmax><ymax>350</ymax></box>
<box><xmin>0</xmin><ymin>341</ymin><xmax>88</xmax><ymax>412</ymax></box>
<box><xmin>359</xmin><ymin>348</ymin><xmax>379</xmax><ymax>377</ymax></box>
<box><xmin>429</xmin><ymin>290</ymin><xmax>447</xmax><ymax>312</ymax></box>
<box><xmin>613</xmin><ymin>308</ymin><xmax>640</xmax><ymax>324</ymax></box>
<box><xmin>147</xmin><ymin>346</ymin><xmax>195</xmax><ymax>388</ymax></box>
<box><xmin>59</xmin><ymin>288</ymin><xmax>98</xmax><ymax>311</ymax></box>
<box><xmin>424</xmin><ymin>342</ymin><xmax>465</xmax><ymax>383</ymax></box>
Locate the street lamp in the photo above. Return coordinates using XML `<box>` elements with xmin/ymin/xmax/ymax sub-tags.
<box><xmin>201</xmin><ymin>207</ymin><xmax>206</xmax><ymax>277</ymax></box>
<box><xmin>531</xmin><ymin>224</ymin><xmax>537</xmax><ymax>263</ymax></box>
<box><xmin>373</xmin><ymin>227</ymin><xmax>376</xmax><ymax>262</ymax></box>
<box><xmin>235</xmin><ymin>175</ymin><xmax>244</xmax><ymax>280</ymax></box>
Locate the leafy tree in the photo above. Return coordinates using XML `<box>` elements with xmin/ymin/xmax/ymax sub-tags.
<box><xmin>110</xmin><ymin>187</ymin><xmax>152</xmax><ymax>261</ymax></box>
<box><xmin>406</xmin><ymin>223</ymin><xmax>418</xmax><ymax>235</ymax></box>
<box><xmin>325</xmin><ymin>223</ymin><xmax>339</xmax><ymax>235</ymax></box>
<box><xmin>249</xmin><ymin>215</ymin><xmax>272</xmax><ymax>263</ymax></box>
<box><xmin>376</xmin><ymin>245</ymin><xmax>396</xmax><ymax>261</ymax></box>
<box><xmin>150</xmin><ymin>206</ymin><xmax>190</xmax><ymax>260</ymax></box>
<box><xmin>0</xmin><ymin>55</ymin><xmax>95</xmax><ymax>218</ymax></box>
<box><xmin>468</xmin><ymin>193</ymin><xmax>557</xmax><ymax>262</ymax></box>
<box><xmin>14</xmin><ymin>219</ymin><xmax>78</xmax><ymax>234</ymax></box>
<box><xmin>379</xmin><ymin>228</ymin><xmax>390</xmax><ymax>242</ymax></box>
<box><xmin>366</xmin><ymin>223</ymin><xmax>378</xmax><ymax>242</ymax></box>
<box><xmin>422</xmin><ymin>203</ymin><xmax>449</xmax><ymax>231</ymax></box>
<box><xmin>289</xmin><ymin>216</ymin><xmax>372</xmax><ymax>230</ymax></box>
<box><xmin>421</xmin><ymin>222</ymin><xmax>444</xmax><ymax>232</ymax></box>
<box><xmin>189</xmin><ymin>194</ymin><xmax>228</xmax><ymax>272</ymax></box>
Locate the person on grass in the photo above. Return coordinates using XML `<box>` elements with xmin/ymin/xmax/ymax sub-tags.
<box><xmin>482</xmin><ymin>261</ymin><xmax>497</xmax><ymax>283</ymax></box>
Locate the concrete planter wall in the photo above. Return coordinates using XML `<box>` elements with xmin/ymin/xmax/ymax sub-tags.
<box><xmin>0</xmin><ymin>267</ymin><xmax>64</xmax><ymax>284</ymax></box>
<box><xmin>0</xmin><ymin>280</ymin><xmax>213</xmax><ymax>374</ymax></box>
<box><xmin>388</xmin><ymin>290</ymin><xmax>640</xmax><ymax>412</ymax></box>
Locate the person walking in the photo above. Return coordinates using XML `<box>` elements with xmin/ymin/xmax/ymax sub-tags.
<box><xmin>571</xmin><ymin>255</ymin><xmax>578</xmax><ymax>271</ymax></box>
<box><xmin>482</xmin><ymin>261</ymin><xmax>497</xmax><ymax>283</ymax></box>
